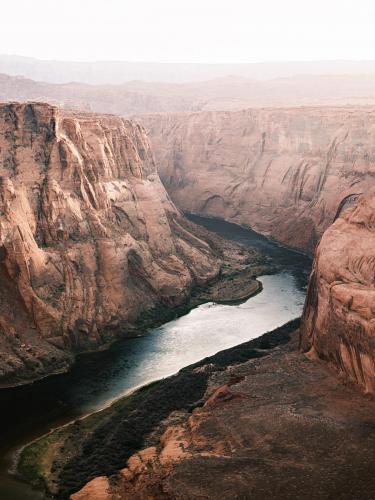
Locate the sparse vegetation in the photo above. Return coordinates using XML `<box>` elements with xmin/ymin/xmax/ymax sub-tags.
<box><xmin>19</xmin><ymin>318</ymin><xmax>300</xmax><ymax>498</ymax></box>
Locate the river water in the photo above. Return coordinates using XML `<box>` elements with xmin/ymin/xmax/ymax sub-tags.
<box><xmin>0</xmin><ymin>216</ymin><xmax>311</xmax><ymax>499</ymax></box>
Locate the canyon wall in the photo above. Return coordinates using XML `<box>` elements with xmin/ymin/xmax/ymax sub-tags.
<box><xmin>141</xmin><ymin>107</ymin><xmax>375</xmax><ymax>253</ymax></box>
<box><xmin>301</xmin><ymin>191</ymin><xmax>375</xmax><ymax>393</ymax></box>
<box><xmin>0</xmin><ymin>102</ymin><xmax>225</xmax><ymax>386</ymax></box>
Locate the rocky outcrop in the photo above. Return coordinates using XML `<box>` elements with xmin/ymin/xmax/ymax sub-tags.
<box><xmin>71</xmin><ymin>323</ymin><xmax>375</xmax><ymax>500</ymax></box>
<box><xmin>301</xmin><ymin>191</ymin><xmax>375</xmax><ymax>393</ymax></box>
<box><xmin>0</xmin><ymin>102</ymin><xmax>230</xmax><ymax>386</ymax></box>
<box><xmin>141</xmin><ymin>107</ymin><xmax>375</xmax><ymax>253</ymax></box>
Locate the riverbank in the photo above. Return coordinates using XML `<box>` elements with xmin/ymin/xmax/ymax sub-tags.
<box><xmin>0</xmin><ymin>219</ymin><xmax>272</xmax><ymax>391</ymax></box>
<box><xmin>187</xmin><ymin>212</ymin><xmax>313</xmax><ymax>258</ymax></box>
<box><xmin>0</xmin><ymin>269</ymin><xmax>263</xmax><ymax>391</ymax></box>
<box><xmin>19</xmin><ymin>320</ymin><xmax>300</xmax><ymax>498</ymax></box>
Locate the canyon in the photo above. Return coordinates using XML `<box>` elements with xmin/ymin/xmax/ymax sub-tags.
<box><xmin>0</xmin><ymin>101</ymin><xmax>258</xmax><ymax>387</ymax></box>
<box><xmin>0</xmin><ymin>96</ymin><xmax>375</xmax><ymax>498</ymax></box>
<box><xmin>2</xmin><ymin>3</ymin><xmax>375</xmax><ymax>498</ymax></box>
<box><xmin>141</xmin><ymin>107</ymin><xmax>375</xmax><ymax>253</ymax></box>
<box><xmin>15</xmin><ymin>185</ymin><xmax>375</xmax><ymax>499</ymax></box>
<box><xmin>141</xmin><ymin>106</ymin><xmax>375</xmax><ymax>390</ymax></box>
<box><xmin>53</xmin><ymin>107</ymin><xmax>375</xmax><ymax>498</ymax></box>
<box><xmin>68</xmin><ymin>189</ymin><xmax>375</xmax><ymax>500</ymax></box>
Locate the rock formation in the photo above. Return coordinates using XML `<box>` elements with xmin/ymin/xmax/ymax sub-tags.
<box><xmin>141</xmin><ymin>107</ymin><xmax>375</xmax><ymax>252</ymax></box>
<box><xmin>301</xmin><ymin>190</ymin><xmax>375</xmax><ymax>393</ymax></box>
<box><xmin>0</xmin><ymin>102</ymin><xmax>228</xmax><ymax>386</ymax></box>
<box><xmin>71</xmin><ymin>323</ymin><xmax>375</xmax><ymax>500</ymax></box>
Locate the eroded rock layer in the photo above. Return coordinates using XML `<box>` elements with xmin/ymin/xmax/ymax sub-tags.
<box><xmin>301</xmin><ymin>191</ymin><xmax>375</xmax><ymax>393</ymax></box>
<box><xmin>0</xmin><ymin>102</ymin><xmax>225</xmax><ymax>385</ymax></box>
<box><xmin>141</xmin><ymin>107</ymin><xmax>375</xmax><ymax>252</ymax></box>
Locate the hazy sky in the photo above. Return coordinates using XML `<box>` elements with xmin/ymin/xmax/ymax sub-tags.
<box><xmin>2</xmin><ymin>0</ymin><xmax>375</xmax><ymax>63</ymax></box>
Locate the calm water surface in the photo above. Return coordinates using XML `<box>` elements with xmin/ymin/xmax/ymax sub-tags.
<box><xmin>0</xmin><ymin>216</ymin><xmax>311</xmax><ymax>499</ymax></box>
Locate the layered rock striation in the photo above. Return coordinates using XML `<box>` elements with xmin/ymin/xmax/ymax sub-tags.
<box><xmin>301</xmin><ymin>191</ymin><xmax>375</xmax><ymax>393</ymax></box>
<box><xmin>141</xmin><ymin>107</ymin><xmax>375</xmax><ymax>253</ymax></box>
<box><xmin>0</xmin><ymin>102</ymin><xmax>228</xmax><ymax>386</ymax></box>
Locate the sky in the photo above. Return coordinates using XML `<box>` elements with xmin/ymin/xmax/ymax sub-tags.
<box><xmin>1</xmin><ymin>0</ymin><xmax>375</xmax><ymax>63</ymax></box>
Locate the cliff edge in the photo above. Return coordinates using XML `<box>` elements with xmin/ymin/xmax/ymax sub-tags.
<box><xmin>0</xmin><ymin>102</ymin><xmax>231</xmax><ymax>386</ymax></box>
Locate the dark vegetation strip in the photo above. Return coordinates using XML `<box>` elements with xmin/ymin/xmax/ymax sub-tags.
<box><xmin>44</xmin><ymin>318</ymin><xmax>300</xmax><ymax>498</ymax></box>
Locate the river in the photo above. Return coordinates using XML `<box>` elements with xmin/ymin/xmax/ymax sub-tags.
<box><xmin>0</xmin><ymin>216</ymin><xmax>311</xmax><ymax>499</ymax></box>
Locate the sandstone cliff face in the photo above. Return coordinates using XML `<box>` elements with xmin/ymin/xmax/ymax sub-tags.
<box><xmin>140</xmin><ymin>107</ymin><xmax>375</xmax><ymax>252</ymax></box>
<box><xmin>301</xmin><ymin>191</ymin><xmax>375</xmax><ymax>393</ymax></box>
<box><xmin>0</xmin><ymin>102</ymin><xmax>222</xmax><ymax>386</ymax></box>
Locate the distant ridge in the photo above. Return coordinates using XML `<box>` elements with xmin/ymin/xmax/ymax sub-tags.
<box><xmin>3</xmin><ymin>54</ymin><xmax>375</xmax><ymax>84</ymax></box>
<box><xmin>1</xmin><ymin>70</ymin><xmax>375</xmax><ymax>115</ymax></box>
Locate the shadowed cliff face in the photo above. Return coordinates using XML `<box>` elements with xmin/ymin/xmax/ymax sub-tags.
<box><xmin>301</xmin><ymin>191</ymin><xmax>375</xmax><ymax>393</ymax></box>
<box><xmin>0</xmin><ymin>102</ymin><xmax>224</xmax><ymax>386</ymax></box>
<box><xmin>140</xmin><ymin>107</ymin><xmax>375</xmax><ymax>253</ymax></box>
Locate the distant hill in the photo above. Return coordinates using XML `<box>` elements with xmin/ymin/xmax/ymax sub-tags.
<box><xmin>1</xmin><ymin>71</ymin><xmax>375</xmax><ymax>114</ymax></box>
<box><xmin>3</xmin><ymin>54</ymin><xmax>375</xmax><ymax>84</ymax></box>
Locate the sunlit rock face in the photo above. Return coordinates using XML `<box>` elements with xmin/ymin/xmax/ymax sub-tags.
<box><xmin>140</xmin><ymin>107</ymin><xmax>375</xmax><ymax>253</ymax></box>
<box><xmin>301</xmin><ymin>191</ymin><xmax>375</xmax><ymax>393</ymax></box>
<box><xmin>0</xmin><ymin>102</ymin><xmax>221</xmax><ymax>385</ymax></box>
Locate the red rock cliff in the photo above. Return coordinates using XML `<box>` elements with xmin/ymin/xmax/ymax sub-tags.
<box><xmin>301</xmin><ymin>191</ymin><xmax>375</xmax><ymax>393</ymax></box>
<box><xmin>140</xmin><ymin>107</ymin><xmax>375</xmax><ymax>252</ymax></box>
<box><xmin>0</xmin><ymin>102</ymin><xmax>222</xmax><ymax>385</ymax></box>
